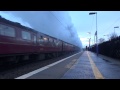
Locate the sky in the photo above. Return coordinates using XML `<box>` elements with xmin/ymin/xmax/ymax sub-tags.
<box><xmin>69</xmin><ymin>11</ymin><xmax>120</xmax><ymax>48</ymax></box>
<box><xmin>0</xmin><ymin>11</ymin><xmax>120</xmax><ymax>48</ymax></box>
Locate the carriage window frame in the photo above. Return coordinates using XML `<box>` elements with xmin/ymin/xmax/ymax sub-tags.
<box><xmin>43</xmin><ymin>37</ymin><xmax>48</xmax><ymax>42</ymax></box>
<box><xmin>33</xmin><ymin>35</ymin><xmax>37</xmax><ymax>43</ymax></box>
<box><xmin>49</xmin><ymin>38</ymin><xmax>53</xmax><ymax>42</ymax></box>
<box><xmin>0</xmin><ymin>24</ymin><xmax>15</xmax><ymax>37</ymax></box>
<box><xmin>21</xmin><ymin>30</ymin><xmax>31</xmax><ymax>40</ymax></box>
<box><xmin>39</xmin><ymin>36</ymin><xmax>43</xmax><ymax>43</ymax></box>
<box><xmin>39</xmin><ymin>36</ymin><xmax>45</xmax><ymax>46</ymax></box>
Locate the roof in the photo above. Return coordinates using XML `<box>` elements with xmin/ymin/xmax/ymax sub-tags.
<box><xmin>0</xmin><ymin>15</ymin><xmax>37</xmax><ymax>33</ymax></box>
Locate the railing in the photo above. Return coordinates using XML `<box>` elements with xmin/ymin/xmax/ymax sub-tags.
<box><xmin>89</xmin><ymin>36</ymin><xmax>120</xmax><ymax>59</ymax></box>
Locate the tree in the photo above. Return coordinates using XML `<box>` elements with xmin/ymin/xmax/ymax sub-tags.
<box><xmin>99</xmin><ymin>38</ymin><xmax>105</xmax><ymax>44</ymax></box>
<box><xmin>109</xmin><ymin>32</ymin><xmax>118</xmax><ymax>40</ymax></box>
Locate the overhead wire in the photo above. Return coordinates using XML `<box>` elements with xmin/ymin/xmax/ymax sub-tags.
<box><xmin>100</xmin><ymin>16</ymin><xmax>120</xmax><ymax>36</ymax></box>
<box><xmin>49</xmin><ymin>11</ymin><xmax>75</xmax><ymax>45</ymax></box>
<box><xmin>49</xmin><ymin>11</ymin><xmax>68</xmax><ymax>28</ymax></box>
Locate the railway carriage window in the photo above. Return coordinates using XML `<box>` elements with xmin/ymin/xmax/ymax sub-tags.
<box><xmin>58</xmin><ymin>41</ymin><xmax>62</xmax><ymax>46</ymax></box>
<box><xmin>39</xmin><ymin>36</ymin><xmax>44</xmax><ymax>45</ymax></box>
<box><xmin>43</xmin><ymin>37</ymin><xmax>48</xmax><ymax>42</ymax></box>
<box><xmin>39</xmin><ymin>39</ymin><xmax>42</xmax><ymax>42</ymax></box>
<box><xmin>54</xmin><ymin>39</ymin><xmax>58</xmax><ymax>46</ymax></box>
<box><xmin>48</xmin><ymin>38</ymin><xmax>49</xmax><ymax>42</ymax></box>
<box><xmin>53</xmin><ymin>39</ymin><xmax>56</xmax><ymax>44</ymax></box>
<box><xmin>39</xmin><ymin>37</ymin><xmax>42</xmax><ymax>42</ymax></box>
<box><xmin>49</xmin><ymin>38</ymin><xmax>53</xmax><ymax>42</ymax></box>
<box><xmin>22</xmin><ymin>31</ymin><xmax>31</xmax><ymax>40</ymax></box>
<box><xmin>0</xmin><ymin>24</ymin><xmax>15</xmax><ymax>37</ymax></box>
<box><xmin>33</xmin><ymin>36</ymin><xmax>36</xmax><ymax>43</ymax></box>
<box><xmin>40</xmin><ymin>36</ymin><xmax>43</xmax><ymax>39</ymax></box>
<box><xmin>56</xmin><ymin>40</ymin><xmax>59</xmax><ymax>46</ymax></box>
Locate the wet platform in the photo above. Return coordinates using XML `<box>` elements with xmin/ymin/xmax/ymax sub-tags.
<box><xmin>61</xmin><ymin>51</ymin><xmax>95</xmax><ymax>79</ymax></box>
<box><xmin>16</xmin><ymin>51</ymin><xmax>120</xmax><ymax>79</ymax></box>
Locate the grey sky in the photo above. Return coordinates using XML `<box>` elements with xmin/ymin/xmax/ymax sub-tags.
<box><xmin>69</xmin><ymin>11</ymin><xmax>120</xmax><ymax>47</ymax></box>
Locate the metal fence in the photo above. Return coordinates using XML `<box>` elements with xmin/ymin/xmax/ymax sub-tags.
<box><xmin>89</xmin><ymin>36</ymin><xmax>120</xmax><ymax>59</ymax></box>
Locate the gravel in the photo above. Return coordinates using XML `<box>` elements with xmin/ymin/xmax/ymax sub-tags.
<box><xmin>0</xmin><ymin>53</ymin><xmax>76</xmax><ymax>79</ymax></box>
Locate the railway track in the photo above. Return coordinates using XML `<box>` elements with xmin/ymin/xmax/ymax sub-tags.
<box><xmin>0</xmin><ymin>52</ymin><xmax>77</xmax><ymax>79</ymax></box>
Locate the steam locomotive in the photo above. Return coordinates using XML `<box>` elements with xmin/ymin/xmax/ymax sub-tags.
<box><xmin>0</xmin><ymin>16</ymin><xmax>80</xmax><ymax>64</ymax></box>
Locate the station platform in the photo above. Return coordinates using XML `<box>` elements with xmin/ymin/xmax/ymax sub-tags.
<box><xmin>16</xmin><ymin>51</ymin><xmax>120</xmax><ymax>79</ymax></box>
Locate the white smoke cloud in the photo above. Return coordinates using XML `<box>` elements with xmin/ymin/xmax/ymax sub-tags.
<box><xmin>0</xmin><ymin>11</ymin><xmax>82</xmax><ymax>48</ymax></box>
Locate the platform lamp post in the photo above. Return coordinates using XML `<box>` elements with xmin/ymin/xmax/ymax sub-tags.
<box><xmin>89</xmin><ymin>12</ymin><xmax>98</xmax><ymax>56</ymax></box>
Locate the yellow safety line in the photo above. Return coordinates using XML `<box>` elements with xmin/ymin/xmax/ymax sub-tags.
<box><xmin>87</xmin><ymin>51</ymin><xmax>104</xmax><ymax>79</ymax></box>
<box><xmin>65</xmin><ymin>59</ymin><xmax>77</xmax><ymax>69</ymax></box>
